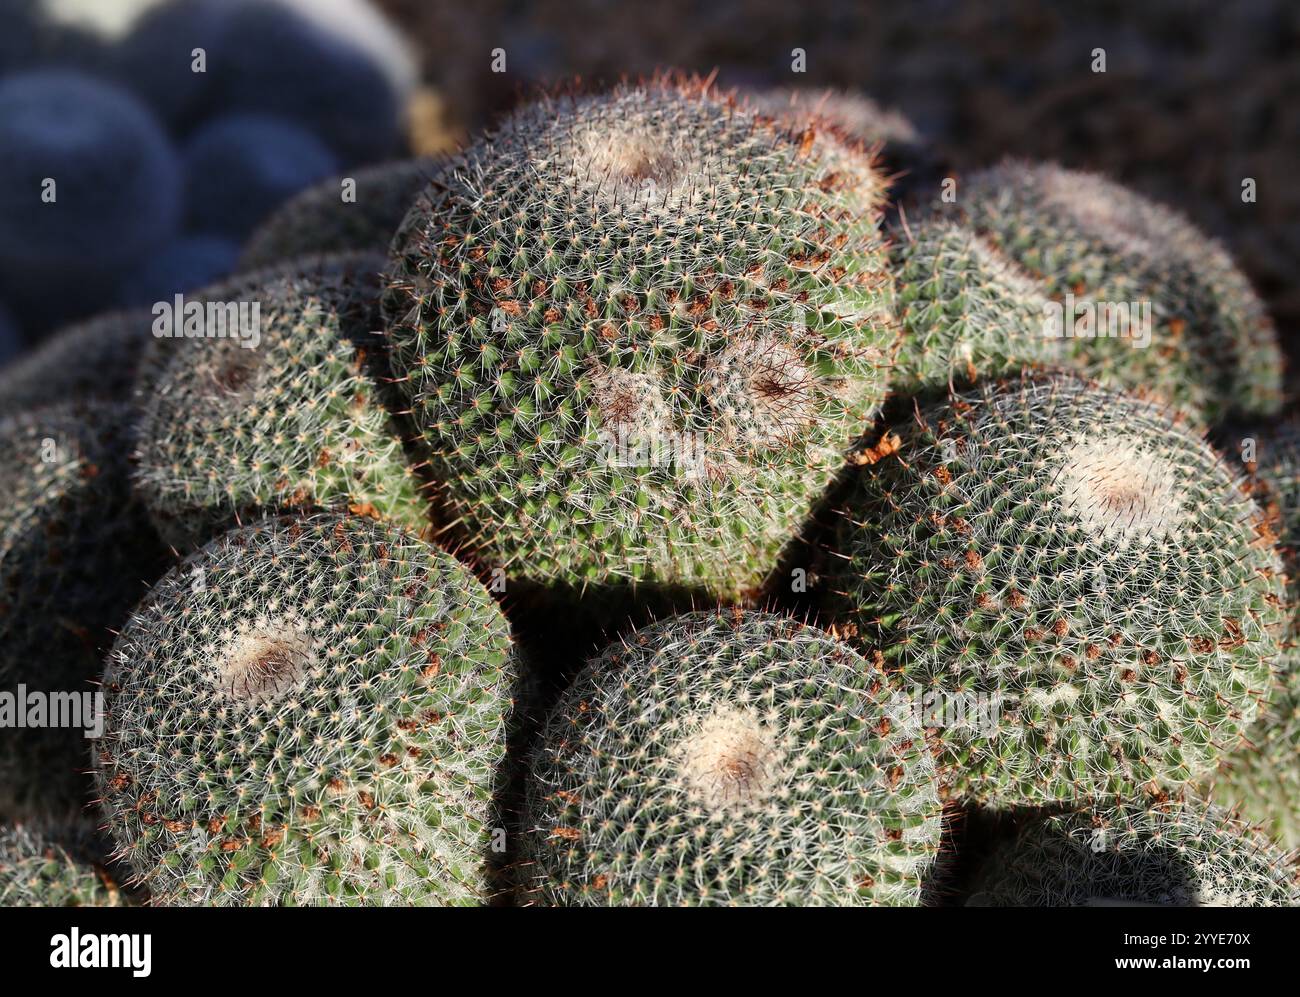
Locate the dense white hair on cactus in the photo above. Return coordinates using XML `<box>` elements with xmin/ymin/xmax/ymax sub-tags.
<box><xmin>214</xmin><ymin>615</ymin><xmax>317</xmax><ymax>704</ymax></box>
<box><xmin>1053</xmin><ymin>435</ymin><xmax>1190</xmax><ymax>544</ymax></box>
<box><xmin>674</xmin><ymin>705</ymin><xmax>786</xmax><ymax>815</ymax></box>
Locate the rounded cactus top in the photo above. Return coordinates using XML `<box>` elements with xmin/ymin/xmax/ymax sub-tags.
<box><xmin>133</xmin><ymin>257</ymin><xmax>426</xmax><ymax>549</ymax></box>
<box><xmin>744</xmin><ymin>85</ymin><xmax>922</xmax><ymax>150</ymax></box>
<box><xmin>384</xmin><ymin>80</ymin><xmax>897</xmax><ymax>598</ymax></box>
<box><xmin>833</xmin><ymin>374</ymin><xmax>1288</xmax><ymax>806</ymax></box>
<box><xmin>955</xmin><ymin>160</ymin><xmax>1283</xmax><ymax>422</ymax></box>
<box><xmin>522</xmin><ymin>609</ymin><xmax>942</xmax><ymax>906</ymax></box>
<box><xmin>95</xmin><ymin>514</ymin><xmax>517</xmax><ymax>906</ymax></box>
<box><xmin>968</xmin><ymin>795</ymin><xmax>1300</xmax><ymax>907</ymax></box>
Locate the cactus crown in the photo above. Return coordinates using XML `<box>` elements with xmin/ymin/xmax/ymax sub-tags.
<box><xmin>133</xmin><ymin>258</ymin><xmax>427</xmax><ymax>549</ymax></box>
<box><xmin>832</xmin><ymin>374</ymin><xmax>1286</xmax><ymax>806</ymax></box>
<box><xmin>522</xmin><ymin>610</ymin><xmax>942</xmax><ymax>906</ymax></box>
<box><xmin>95</xmin><ymin>514</ymin><xmax>516</xmax><ymax>906</ymax></box>
<box><xmin>384</xmin><ymin>79</ymin><xmax>896</xmax><ymax>597</ymax></box>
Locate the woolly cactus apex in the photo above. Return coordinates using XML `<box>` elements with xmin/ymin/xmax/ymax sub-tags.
<box><xmin>0</xmin><ymin>823</ymin><xmax>129</xmax><ymax>907</ymax></box>
<box><xmin>133</xmin><ymin>260</ymin><xmax>426</xmax><ymax>551</ymax></box>
<box><xmin>831</xmin><ymin>374</ymin><xmax>1287</xmax><ymax>807</ymax></box>
<box><xmin>748</xmin><ymin>86</ymin><xmax>923</xmax><ymax>152</ymax></box>
<box><xmin>135</xmin><ymin>251</ymin><xmax>388</xmax><ymax>399</ymax></box>
<box><xmin>240</xmin><ymin>158</ymin><xmax>440</xmax><ymax>272</ymax></box>
<box><xmin>521</xmin><ymin>610</ymin><xmax>943</xmax><ymax>906</ymax></box>
<box><xmin>891</xmin><ymin>218</ymin><xmax>1062</xmax><ymax>394</ymax></box>
<box><xmin>0</xmin><ymin>401</ymin><xmax>166</xmax><ymax>821</ymax></box>
<box><xmin>955</xmin><ymin>161</ymin><xmax>1283</xmax><ymax>422</ymax></box>
<box><xmin>1205</xmin><ymin>420</ymin><xmax>1300</xmax><ymax>847</ymax></box>
<box><xmin>967</xmin><ymin>795</ymin><xmax>1299</xmax><ymax>907</ymax></box>
<box><xmin>95</xmin><ymin>514</ymin><xmax>517</xmax><ymax>906</ymax></box>
<box><xmin>384</xmin><ymin>81</ymin><xmax>897</xmax><ymax>600</ymax></box>
<box><xmin>0</xmin><ymin>309</ymin><xmax>154</xmax><ymax>416</ymax></box>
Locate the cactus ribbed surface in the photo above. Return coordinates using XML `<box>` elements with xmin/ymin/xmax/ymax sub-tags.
<box><xmin>384</xmin><ymin>80</ymin><xmax>896</xmax><ymax>599</ymax></box>
<box><xmin>832</xmin><ymin>375</ymin><xmax>1286</xmax><ymax>807</ymax></box>
<box><xmin>0</xmin><ymin>309</ymin><xmax>153</xmax><ymax>415</ymax></box>
<box><xmin>95</xmin><ymin>514</ymin><xmax>516</xmax><ymax>906</ymax></box>
<box><xmin>521</xmin><ymin>610</ymin><xmax>942</xmax><ymax>906</ymax></box>
<box><xmin>1206</xmin><ymin>419</ymin><xmax>1300</xmax><ymax>847</ymax></box>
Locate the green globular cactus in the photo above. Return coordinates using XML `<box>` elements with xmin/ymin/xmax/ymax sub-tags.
<box><xmin>384</xmin><ymin>80</ymin><xmax>897</xmax><ymax>600</ymax></box>
<box><xmin>831</xmin><ymin>374</ymin><xmax>1287</xmax><ymax>808</ymax></box>
<box><xmin>967</xmin><ymin>795</ymin><xmax>1299</xmax><ymax>907</ymax></box>
<box><xmin>0</xmin><ymin>309</ymin><xmax>154</xmax><ymax>416</ymax></box>
<box><xmin>94</xmin><ymin>514</ymin><xmax>516</xmax><ymax>907</ymax></box>
<box><xmin>239</xmin><ymin>158</ymin><xmax>439</xmax><ymax>272</ymax></box>
<box><xmin>0</xmin><ymin>823</ymin><xmax>129</xmax><ymax>907</ymax></box>
<box><xmin>1206</xmin><ymin>420</ymin><xmax>1300</xmax><ymax>847</ymax></box>
<box><xmin>520</xmin><ymin>610</ymin><xmax>943</xmax><ymax>906</ymax></box>
<box><xmin>0</xmin><ymin>402</ymin><xmax>165</xmax><ymax>821</ymax></box>
<box><xmin>133</xmin><ymin>259</ymin><xmax>427</xmax><ymax>550</ymax></box>
<box><xmin>952</xmin><ymin>161</ymin><xmax>1283</xmax><ymax>423</ymax></box>
<box><xmin>890</xmin><ymin>218</ymin><xmax>1062</xmax><ymax>395</ymax></box>
<box><xmin>135</xmin><ymin>251</ymin><xmax>389</xmax><ymax>397</ymax></box>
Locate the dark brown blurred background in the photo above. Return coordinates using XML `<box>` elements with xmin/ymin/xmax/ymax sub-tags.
<box><xmin>381</xmin><ymin>0</ymin><xmax>1300</xmax><ymax>389</ymax></box>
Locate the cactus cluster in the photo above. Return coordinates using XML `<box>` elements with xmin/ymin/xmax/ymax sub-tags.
<box><xmin>0</xmin><ymin>69</ymin><xmax>182</xmax><ymax>332</ymax></box>
<box><xmin>831</xmin><ymin>374</ymin><xmax>1287</xmax><ymax>806</ymax></box>
<box><xmin>0</xmin><ymin>0</ymin><xmax>413</xmax><ymax>339</ymax></box>
<box><xmin>951</xmin><ymin>161</ymin><xmax>1283</xmax><ymax>423</ymax></box>
<box><xmin>0</xmin><ymin>823</ymin><xmax>128</xmax><ymax>908</ymax></box>
<box><xmin>968</xmin><ymin>795</ymin><xmax>1300</xmax><ymax>907</ymax></box>
<box><xmin>133</xmin><ymin>257</ymin><xmax>426</xmax><ymax>550</ymax></box>
<box><xmin>0</xmin><ymin>401</ymin><xmax>165</xmax><ymax>820</ymax></box>
<box><xmin>384</xmin><ymin>79</ymin><xmax>896</xmax><ymax>599</ymax></box>
<box><xmin>0</xmin><ymin>59</ymin><xmax>1296</xmax><ymax>909</ymax></box>
<box><xmin>521</xmin><ymin>610</ymin><xmax>942</xmax><ymax>906</ymax></box>
<box><xmin>94</xmin><ymin>514</ymin><xmax>516</xmax><ymax>906</ymax></box>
